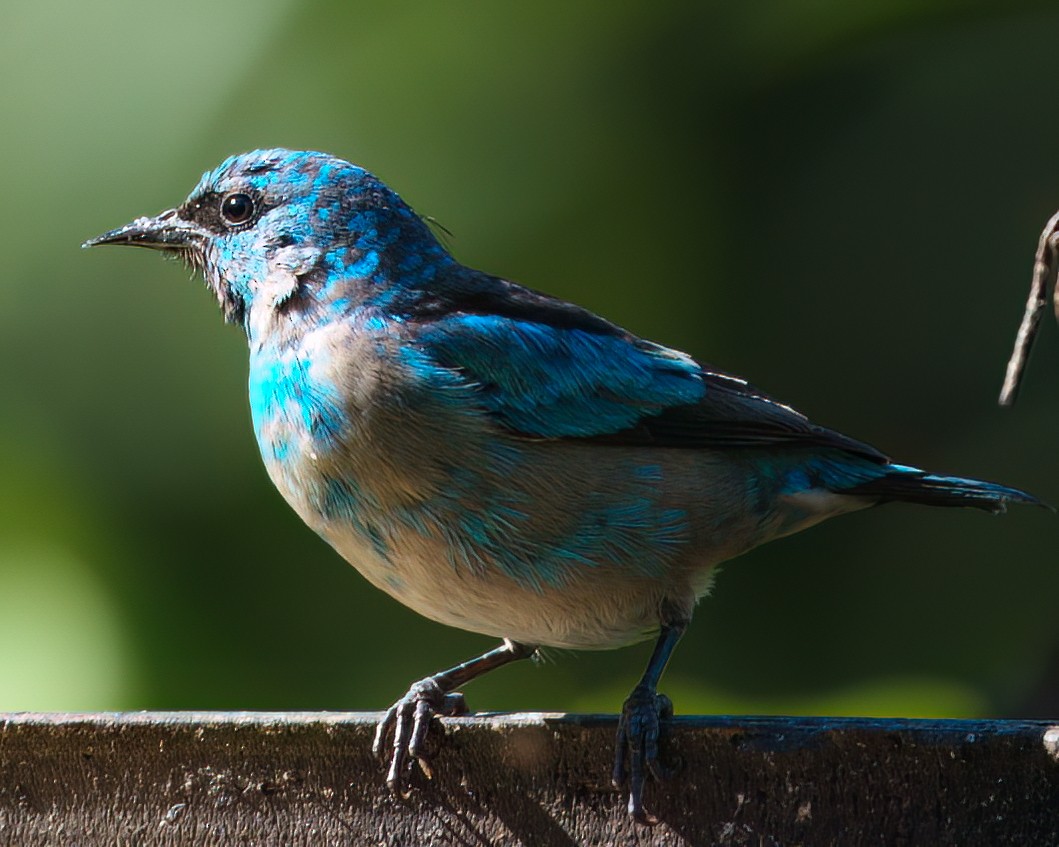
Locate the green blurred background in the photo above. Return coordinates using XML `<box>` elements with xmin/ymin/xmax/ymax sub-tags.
<box><xmin>2</xmin><ymin>1</ymin><xmax>1057</xmax><ymax>720</ymax></box>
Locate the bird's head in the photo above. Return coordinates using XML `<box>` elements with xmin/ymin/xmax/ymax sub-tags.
<box><xmin>84</xmin><ymin>149</ymin><xmax>447</xmax><ymax>330</ymax></box>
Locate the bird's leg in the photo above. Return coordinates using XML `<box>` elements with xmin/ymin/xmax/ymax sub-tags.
<box><xmin>373</xmin><ymin>638</ymin><xmax>537</xmax><ymax>794</ymax></box>
<box><xmin>613</xmin><ymin>615</ymin><xmax>687</xmax><ymax>825</ymax></box>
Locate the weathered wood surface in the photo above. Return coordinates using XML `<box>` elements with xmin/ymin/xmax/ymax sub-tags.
<box><xmin>2</xmin><ymin>712</ymin><xmax>1058</xmax><ymax>846</ymax></box>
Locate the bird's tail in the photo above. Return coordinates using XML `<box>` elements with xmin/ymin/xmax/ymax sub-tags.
<box><xmin>844</xmin><ymin>464</ymin><xmax>1046</xmax><ymax>514</ymax></box>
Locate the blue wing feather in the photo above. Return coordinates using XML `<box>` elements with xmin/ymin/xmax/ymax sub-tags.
<box><xmin>405</xmin><ymin>270</ymin><xmax>887</xmax><ymax>462</ymax></box>
<box><xmin>416</xmin><ymin>314</ymin><xmax>704</xmax><ymax>438</ymax></box>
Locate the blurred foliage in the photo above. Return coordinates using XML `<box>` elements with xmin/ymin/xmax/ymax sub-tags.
<box><xmin>1</xmin><ymin>0</ymin><xmax>1057</xmax><ymax>719</ymax></box>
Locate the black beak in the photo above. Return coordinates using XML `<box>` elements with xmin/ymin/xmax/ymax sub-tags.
<box><xmin>82</xmin><ymin>208</ymin><xmax>207</xmax><ymax>251</ymax></box>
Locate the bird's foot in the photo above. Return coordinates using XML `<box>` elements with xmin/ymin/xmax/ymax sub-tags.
<box><xmin>612</xmin><ymin>684</ymin><xmax>674</xmax><ymax>825</ymax></box>
<box><xmin>372</xmin><ymin>677</ymin><xmax>468</xmax><ymax>796</ymax></box>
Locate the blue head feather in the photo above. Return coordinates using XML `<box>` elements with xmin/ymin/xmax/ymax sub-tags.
<box><xmin>172</xmin><ymin>149</ymin><xmax>451</xmax><ymax>329</ymax></box>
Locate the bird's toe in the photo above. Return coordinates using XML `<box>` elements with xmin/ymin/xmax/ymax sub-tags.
<box><xmin>614</xmin><ymin>684</ymin><xmax>672</xmax><ymax>825</ymax></box>
<box><xmin>375</xmin><ymin>678</ymin><xmax>468</xmax><ymax>796</ymax></box>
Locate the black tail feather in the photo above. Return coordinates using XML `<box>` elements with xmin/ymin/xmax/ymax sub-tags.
<box><xmin>844</xmin><ymin>466</ymin><xmax>1047</xmax><ymax>514</ymax></box>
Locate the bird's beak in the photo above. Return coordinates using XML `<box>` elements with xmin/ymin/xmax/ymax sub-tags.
<box><xmin>82</xmin><ymin>208</ymin><xmax>207</xmax><ymax>251</ymax></box>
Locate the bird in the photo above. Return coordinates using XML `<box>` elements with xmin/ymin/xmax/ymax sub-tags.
<box><xmin>84</xmin><ymin>148</ymin><xmax>1042</xmax><ymax>824</ymax></box>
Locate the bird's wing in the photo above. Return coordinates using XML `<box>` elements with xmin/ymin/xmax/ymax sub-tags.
<box><xmin>406</xmin><ymin>273</ymin><xmax>887</xmax><ymax>462</ymax></box>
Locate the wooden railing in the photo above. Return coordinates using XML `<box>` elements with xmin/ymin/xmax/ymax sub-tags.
<box><xmin>2</xmin><ymin>712</ymin><xmax>1058</xmax><ymax>845</ymax></box>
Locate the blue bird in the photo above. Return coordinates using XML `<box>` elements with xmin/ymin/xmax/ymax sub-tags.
<box><xmin>85</xmin><ymin>149</ymin><xmax>1042</xmax><ymax>824</ymax></box>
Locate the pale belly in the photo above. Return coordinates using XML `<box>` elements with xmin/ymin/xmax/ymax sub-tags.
<box><xmin>254</xmin><ymin>419</ymin><xmax>797</xmax><ymax>649</ymax></box>
<box><xmin>308</xmin><ymin>512</ymin><xmax>678</xmax><ymax>650</ymax></box>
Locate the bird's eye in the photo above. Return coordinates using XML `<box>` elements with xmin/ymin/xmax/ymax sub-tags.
<box><xmin>220</xmin><ymin>193</ymin><xmax>255</xmax><ymax>226</ymax></box>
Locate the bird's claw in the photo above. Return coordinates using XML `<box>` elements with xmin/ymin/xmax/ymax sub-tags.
<box><xmin>612</xmin><ymin>685</ymin><xmax>673</xmax><ymax>825</ymax></box>
<box><xmin>372</xmin><ymin>677</ymin><xmax>468</xmax><ymax>796</ymax></box>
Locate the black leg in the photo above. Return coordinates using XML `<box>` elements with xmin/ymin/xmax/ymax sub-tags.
<box><xmin>613</xmin><ymin>616</ymin><xmax>687</xmax><ymax>825</ymax></box>
<box><xmin>373</xmin><ymin>638</ymin><xmax>537</xmax><ymax>794</ymax></box>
